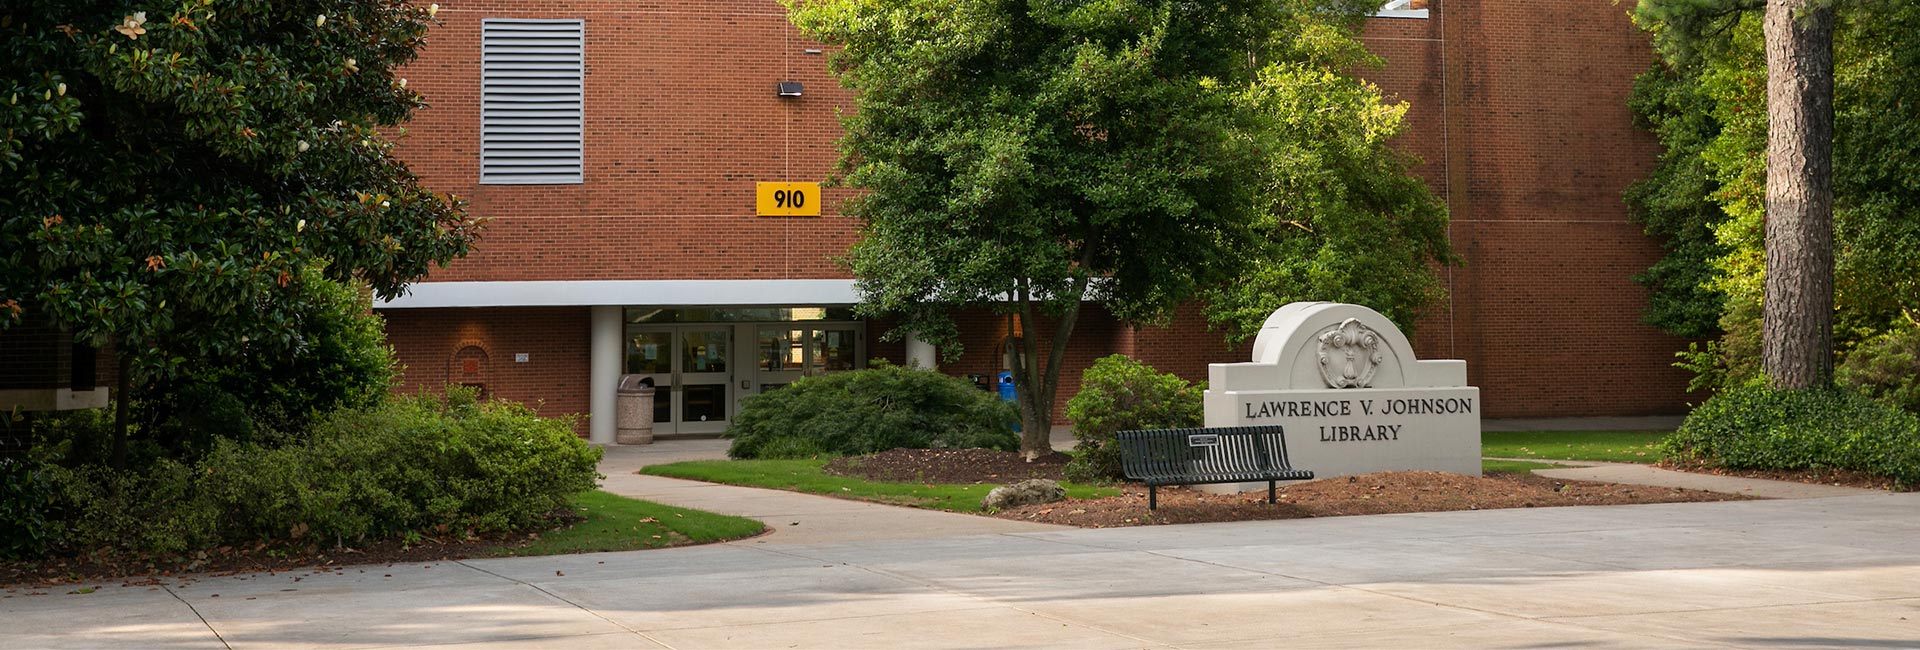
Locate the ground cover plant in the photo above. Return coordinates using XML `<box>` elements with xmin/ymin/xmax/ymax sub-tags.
<box><xmin>1663</xmin><ymin>382</ymin><xmax>1920</xmax><ymax>489</ymax></box>
<box><xmin>641</xmin><ymin>458</ymin><xmax>1117</xmax><ymax>513</ymax></box>
<box><xmin>725</xmin><ymin>363</ymin><xmax>1018</xmax><ymax>460</ymax></box>
<box><xmin>1480</xmin><ymin>431</ymin><xmax>1668</xmax><ymax>463</ymax></box>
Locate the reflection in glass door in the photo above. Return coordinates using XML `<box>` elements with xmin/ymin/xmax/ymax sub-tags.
<box><xmin>756</xmin><ymin>327</ymin><xmax>807</xmax><ymax>393</ymax></box>
<box><xmin>625</xmin><ymin>318</ymin><xmax>864</xmax><ymax>435</ymax></box>
<box><xmin>749</xmin><ymin>325</ymin><xmax>864</xmax><ymax>399</ymax></box>
<box><xmin>677</xmin><ymin>328</ymin><xmax>730</xmax><ymax>434</ymax></box>
<box><xmin>624</xmin><ymin>329</ymin><xmax>674</xmax><ymax>428</ymax></box>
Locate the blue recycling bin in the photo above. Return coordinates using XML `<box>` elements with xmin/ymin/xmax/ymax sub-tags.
<box><xmin>997</xmin><ymin>372</ymin><xmax>1020</xmax><ymax>432</ymax></box>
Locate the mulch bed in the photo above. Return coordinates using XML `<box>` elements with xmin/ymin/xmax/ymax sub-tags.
<box><xmin>828</xmin><ymin>447</ymin><xmax>1755</xmax><ymax>528</ymax></box>
<box><xmin>996</xmin><ymin>471</ymin><xmax>1753</xmax><ymax>527</ymax></box>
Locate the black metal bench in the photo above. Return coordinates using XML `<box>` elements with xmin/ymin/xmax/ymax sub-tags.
<box><xmin>1117</xmin><ymin>426</ymin><xmax>1314</xmax><ymax>509</ymax></box>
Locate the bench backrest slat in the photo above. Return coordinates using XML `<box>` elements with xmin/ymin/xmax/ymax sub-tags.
<box><xmin>1116</xmin><ymin>426</ymin><xmax>1292</xmax><ymax>480</ymax></box>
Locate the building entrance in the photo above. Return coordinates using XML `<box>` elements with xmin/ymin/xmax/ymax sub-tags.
<box><xmin>624</xmin><ymin>308</ymin><xmax>863</xmax><ymax>436</ymax></box>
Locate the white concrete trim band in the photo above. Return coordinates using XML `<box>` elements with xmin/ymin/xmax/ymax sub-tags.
<box><xmin>374</xmin><ymin>279</ymin><xmax>862</xmax><ymax>309</ymax></box>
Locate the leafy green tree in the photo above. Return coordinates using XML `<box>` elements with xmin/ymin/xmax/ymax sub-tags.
<box><xmin>1630</xmin><ymin>1</ymin><xmax>1920</xmax><ymax>389</ymax></box>
<box><xmin>0</xmin><ymin>1</ymin><xmax>481</xmax><ymax>465</ymax></box>
<box><xmin>1198</xmin><ymin>52</ymin><xmax>1453</xmax><ymax>345</ymax></box>
<box><xmin>787</xmin><ymin>0</ymin><xmax>1453</xmax><ymax>457</ymax></box>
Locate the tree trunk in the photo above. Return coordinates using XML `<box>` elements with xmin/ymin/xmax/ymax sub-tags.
<box><xmin>1006</xmin><ymin>282</ymin><xmax>1087</xmax><ymax>461</ymax></box>
<box><xmin>112</xmin><ymin>352</ymin><xmax>130</xmax><ymax>470</ymax></box>
<box><xmin>1761</xmin><ymin>0</ymin><xmax>1835</xmax><ymax>390</ymax></box>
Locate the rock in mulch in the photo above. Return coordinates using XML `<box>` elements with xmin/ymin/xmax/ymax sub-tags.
<box><xmin>982</xmin><ymin>478</ymin><xmax>1067</xmax><ymax>510</ymax></box>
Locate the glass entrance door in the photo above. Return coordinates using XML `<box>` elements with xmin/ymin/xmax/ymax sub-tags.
<box><xmin>624</xmin><ymin>325</ymin><xmax>734</xmax><ymax>435</ymax></box>
<box><xmin>624</xmin><ymin>329</ymin><xmax>674</xmax><ymax>429</ymax></box>
<box><xmin>624</xmin><ymin>315</ymin><xmax>866</xmax><ymax>436</ymax></box>
<box><xmin>676</xmin><ymin>328</ymin><xmax>730</xmax><ymax>434</ymax></box>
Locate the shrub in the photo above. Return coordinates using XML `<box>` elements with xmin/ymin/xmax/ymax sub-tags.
<box><xmin>726</xmin><ymin>365</ymin><xmax>1017</xmax><ymax>459</ymax></box>
<box><xmin>1664</xmin><ymin>381</ymin><xmax>1920</xmax><ymax>488</ymax></box>
<box><xmin>132</xmin><ymin>273</ymin><xmax>397</xmax><ymax>455</ymax></box>
<box><xmin>36</xmin><ymin>390</ymin><xmax>602</xmax><ymax>557</ymax></box>
<box><xmin>1838</xmin><ymin>325</ymin><xmax>1920</xmax><ymax>414</ymax></box>
<box><xmin>0</xmin><ymin>457</ymin><xmax>59</xmax><ymax>560</ymax></box>
<box><xmin>1063</xmin><ymin>355</ymin><xmax>1203</xmax><ymax>483</ymax></box>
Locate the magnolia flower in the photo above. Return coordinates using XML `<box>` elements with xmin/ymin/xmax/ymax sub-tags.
<box><xmin>396</xmin><ymin>77</ymin><xmax>408</xmax><ymax>88</ymax></box>
<box><xmin>379</xmin><ymin>200</ymin><xmax>391</xmax><ymax>208</ymax></box>
<box><xmin>343</xmin><ymin>57</ymin><xmax>359</xmax><ymax>73</ymax></box>
<box><xmin>296</xmin><ymin>140</ymin><xmax>310</xmax><ymax>152</ymax></box>
<box><xmin>113</xmin><ymin>12</ymin><xmax>147</xmax><ymax>39</ymax></box>
<box><xmin>56</xmin><ymin>83</ymin><xmax>66</xmax><ymax>96</ymax></box>
<box><xmin>428</xmin><ymin>4</ymin><xmax>440</xmax><ymax>17</ymax></box>
<box><xmin>316</xmin><ymin>14</ymin><xmax>326</xmax><ymax>27</ymax></box>
<box><xmin>296</xmin><ymin>219</ymin><xmax>307</xmax><ymax>232</ymax></box>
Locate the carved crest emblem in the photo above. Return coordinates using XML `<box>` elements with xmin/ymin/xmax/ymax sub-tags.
<box><xmin>1317</xmin><ymin>318</ymin><xmax>1384</xmax><ymax>389</ymax></box>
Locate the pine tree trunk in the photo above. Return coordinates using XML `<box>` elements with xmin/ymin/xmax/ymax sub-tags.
<box><xmin>1761</xmin><ymin>0</ymin><xmax>1835</xmax><ymax>390</ymax></box>
<box><xmin>112</xmin><ymin>353</ymin><xmax>130</xmax><ymax>470</ymax></box>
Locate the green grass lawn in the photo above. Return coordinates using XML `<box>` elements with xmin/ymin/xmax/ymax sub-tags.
<box><xmin>641</xmin><ymin>459</ymin><xmax>1120</xmax><ymax>513</ymax></box>
<box><xmin>486</xmin><ymin>490</ymin><xmax>766</xmax><ymax>557</ymax></box>
<box><xmin>1482</xmin><ymin>459</ymin><xmax>1566</xmax><ymax>475</ymax></box>
<box><xmin>1482</xmin><ymin>430</ymin><xmax>1669</xmax><ymax>464</ymax></box>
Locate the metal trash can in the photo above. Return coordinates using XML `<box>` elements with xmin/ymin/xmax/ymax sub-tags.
<box><xmin>616</xmin><ymin>375</ymin><xmax>656</xmax><ymax>445</ymax></box>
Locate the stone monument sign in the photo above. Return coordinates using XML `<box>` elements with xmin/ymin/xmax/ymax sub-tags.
<box><xmin>1203</xmin><ymin>302</ymin><xmax>1481</xmax><ymax>485</ymax></box>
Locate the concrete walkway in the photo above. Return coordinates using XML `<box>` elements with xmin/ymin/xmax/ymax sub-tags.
<box><xmin>1526</xmin><ymin>460</ymin><xmax>1879</xmax><ymax>499</ymax></box>
<box><xmin>8</xmin><ymin>491</ymin><xmax>1920</xmax><ymax>649</ymax></box>
<box><xmin>9</xmin><ymin>437</ymin><xmax>1912</xmax><ymax>649</ymax></box>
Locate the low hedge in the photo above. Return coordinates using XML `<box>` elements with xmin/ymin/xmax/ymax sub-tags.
<box><xmin>726</xmin><ymin>363</ymin><xmax>1017</xmax><ymax>459</ymax></box>
<box><xmin>1663</xmin><ymin>381</ymin><xmax>1920</xmax><ymax>488</ymax></box>
<box><xmin>10</xmin><ymin>390</ymin><xmax>601</xmax><ymax>559</ymax></box>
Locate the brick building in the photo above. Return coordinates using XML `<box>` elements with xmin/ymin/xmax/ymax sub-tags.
<box><xmin>376</xmin><ymin>0</ymin><xmax>1693</xmax><ymax>442</ymax></box>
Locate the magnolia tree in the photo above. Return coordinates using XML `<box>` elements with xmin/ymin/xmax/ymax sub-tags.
<box><xmin>0</xmin><ymin>1</ymin><xmax>482</xmax><ymax>464</ymax></box>
<box><xmin>787</xmin><ymin>0</ymin><xmax>1453</xmax><ymax>458</ymax></box>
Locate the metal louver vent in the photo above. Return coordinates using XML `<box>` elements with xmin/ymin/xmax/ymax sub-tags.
<box><xmin>481</xmin><ymin>19</ymin><xmax>584</xmax><ymax>185</ymax></box>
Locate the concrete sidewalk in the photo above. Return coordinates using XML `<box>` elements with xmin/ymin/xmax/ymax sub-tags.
<box><xmin>8</xmin><ymin>492</ymin><xmax>1919</xmax><ymax>649</ymax></box>
<box><xmin>1528</xmin><ymin>461</ymin><xmax>1879</xmax><ymax>499</ymax></box>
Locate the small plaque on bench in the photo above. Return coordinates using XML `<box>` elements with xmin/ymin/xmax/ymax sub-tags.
<box><xmin>1187</xmin><ymin>434</ymin><xmax>1220</xmax><ymax>447</ymax></box>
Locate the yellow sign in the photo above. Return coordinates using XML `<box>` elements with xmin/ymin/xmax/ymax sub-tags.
<box><xmin>756</xmin><ymin>182</ymin><xmax>822</xmax><ymax>217</ymax></box>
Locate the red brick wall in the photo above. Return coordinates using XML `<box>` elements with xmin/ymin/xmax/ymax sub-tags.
<box><xmin>396</xmin><ymin>1</ymin><xmax>858</xmax><ymax>283</ymax></box>
<box><xmin>1355</xmin><ymin>1</ymin><xmax>1695</xmax><ymax>416</ymax></box>
<box><xmin>1128</xmin><ymin>304</ymin><xmax>1250</xmax><ymax>388</ymax></box>
<box><xmin>380</xmin><ymin>307</ymin><xmax>592</xmax><ymax>433</ymax></box>
<box><xmin>383</xmin><ymin>0</ymin><xmax>1697</xmax><ymax>423</ymax></box>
